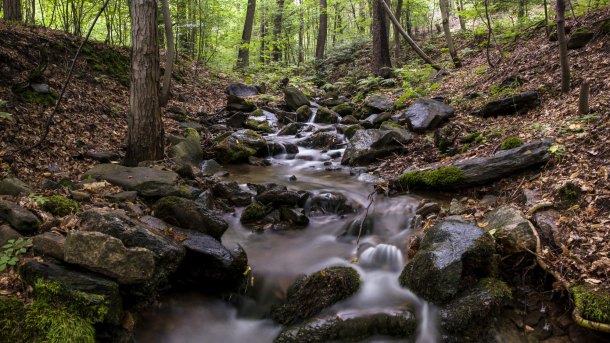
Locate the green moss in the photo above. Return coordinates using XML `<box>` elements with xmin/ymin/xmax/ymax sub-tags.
<box><xmin>184</xmin><ymin>128</ymin><xmax>201</xmax><ymax>139</ymax></box>
<box><xmin>352</xmin><ymin>91</ymin><xmax>365</xmax><ymax>103</ymax></box>
<box><xmin>251</xmin><ymin>109</ymin><xmax>265</xmax><ymax>117</ymax></box>
<box><xmin>397</xmin><ymin>166</ymin><xmax>465</xmax><ymax>190</ymax></box>
<box><xmin>461</xmin><ymin>131</ymin><xmax>483</xmax><ymax>144</ymax></box>
<box><xmin>559</xmin><ymin>182</ymin><xmax>581</xmax><ymax>208</ymax></box>
<box><xmin>245</xmin><ymin>119</ymin><xmax>273</xmax><ymax>133</ymax></box>
<box><xmin>459</xmin><ymin>143</ymin><xmax>470</xmax><ymax>154</ymax></box>
<box><xmin>499</xmin><ymin>136</ymin><xmax>523</xmax><ymax>150</ymax></box>
<box><xmin>380</xmin><ymin>120</ymin><xmax>402</xmax><ymax>128</ymax></box>
<box><xmin>572</xmin><ymin>284</ymin><xmax>610</xmax><ymax>324</ymax></box>
<box><xmin>0</xmin><ymin>296</ymin><xmax>29</xmax><ymax>342</ymax></box>
<box><xmin>600</xmin><ymin>19</ymin><xmax>610</xmax><ymax>34</ymax></box>
<box><xmin>240</xmin><ymin>202</ymin><xmax>269</xmax><ymax>223</ymax></box>
<box><xmin>479</xmin><ymin>278</ymin><xmax>512</xmax><ymax>301</ymax></box>
<box><xmin>42</xmin><ymin>195</ymin><xmax>79</xmax><ymax>216</ymax></box>
<box><xmin>81</xmin><ymin>43</ymin><xmax>130</xmax><ymax>86</ymax></box>
<box><xmin>331</xmin><ymin>103</ymin><xmax>354</xmax><ymax>116</ymax></box>
<box><xmin>18</xmin><ymin>88</ymin><xmax>57</xmax><ymax>106</ymax></box>
<box><xmin>344</xmin><ymin>125</ymin><xmax>363</xmax><ymax>140</ymax></box>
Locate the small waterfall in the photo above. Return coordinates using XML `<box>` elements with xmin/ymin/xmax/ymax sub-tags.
<box><xmin>358</xmin><ymin>244</ymin><xmax>404</xmax><ymax>272</ymax></box>
<box><xmin>308</xmin><ymin>108</ymin><xmax>318</xmax><ymax>123</ymax></box>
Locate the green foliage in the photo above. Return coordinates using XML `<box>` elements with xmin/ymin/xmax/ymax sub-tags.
<box><xmin>0</xmin><ymin>238</ymin><xmax>32</xmax><ymax>272</ymax></box>
<box><xmin>394</xmin><ymin>63</ymin><xmax>440</xmax><ymax>105</ymax></box>
<box><xmin>397</xmin><ymin>166</ymin><xmax>465</xmax><ymax>190</ymax></box>
<box><xmin>572</xmin><ymin>284</ymin><xmax>610</xmax><ymax>324</ymax></box>
<box><xmin>499</xmin><ymin>136</ymin><xmax>523</xmax><ymax>150</ymax></box>
<box><xmin>548</xmin><ymin>144</ymin><xmax>566</xmax><ymax>158</ymax></box>
<box><xmin>42</xmin><ymin>195</ymin><xmax>80</xmax><ymax>216</ymax></box>
<box><xmin>461</xmin><ymin>131</ymin><xmax>485</xmax><ymax>144</ymax></box>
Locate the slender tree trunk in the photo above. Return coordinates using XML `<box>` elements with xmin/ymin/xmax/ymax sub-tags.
<box><xmin>298</xmin><ymin>1</ymin><xmax>304</xmax><ymax>65</ymax></box>
<box><xmin>259</xmin><ymin>4</ymin><xmax>266</xmax><ymax>63</ymax></box>
<box><xmin>457</xmin><ymin>0</ymin><xmax>466</xmax><ymax>30</ymax></box>
<box><xmin>126</xmin><ymin>0</ymin><xmax>164</xmax><ymax>166</ymax></box>
<box><xmin>315</xmin><ymin>0</ymin><xmax>327</xmax><ymax>60</ymax></box>
<box><xmin>3</xmin><ymin>0</ymin><xmax>23</xmax><ymax>21</ymax></box>
<box><xmin>543</xmin><ymin>0</ymin><xmax>550</xmax><ymax>37</ymax></box>
<box><xmin>272</xmin><ymin>0</ymin><xmax>285</xmax><ymax>62</ymax></box>
<box><xmin>393</xmin><ymin>0</ymin><xmax>403</xmax><ymax>62</ymax></box>
<box><xmin>439</xmin><ymin>0</ymin><xmax>461</xmax><ymax>67</ymax></box>
<box><xmin>372</xmin><ymin>0</ymin><xmax>393</xmax><ymax>77</ymax></box>
<box><xmin>159</xmin><ymin>0</ymin><xmax>174</xmax><ymax>106</ymax></box>
<box><xmin>237</xmin><ymin>0</ymin><xmax>257</xmax><ymax>69</ymax></box>
<box><xmin>556</xmin><ymin>0</ymin><xmax>570</xmax><ymax>93</ymax></box>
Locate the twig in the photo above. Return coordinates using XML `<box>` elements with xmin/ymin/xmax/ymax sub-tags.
<box><xmin>356</xmin><ymin>190</ymin><xmax>377</xmax><ymax>244</ymax></box>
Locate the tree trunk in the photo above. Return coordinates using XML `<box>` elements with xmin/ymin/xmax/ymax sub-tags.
<box><xmin>578</xmin><ymin>81</ymin><xmax>589</xmax><ymax>114</ymax></box>
<box><xmin>315</xmin><ymin>0</ymin><xmax>327</xmax><ymax>60</ymax></box>
<box><xmin>457</xmin><ymin>0</ymin><xmax>466</xmax><ymax>30</ymax></box>
<box><xmin>259</xmin><ymin>4</ymin><xmax>266</xmax><ymax>64</ymax></box>
<box><xmin>393</xmin><ymin>0</ymin><xmax>403</xmax><ymax>62</ymax></box>
<box><xmin>125</xmin><ymin>0</ymin><xmax>164</xmax><ymax>166</ymax></box>
<box><xmin>556</xmin><ymin>0</ymin><xmax>570</xmax><ymax>93</ymax></box>
<box><xmin>3</xmin><ymin>0</ymin><xmax>23</xmax><ymax>21</ymax></box>
<box><xmin>298</xmin><ymin>1</ymin><xmax>304</xmax><ymax>65</ymax></box>
<box><xmin>237</xmin><ymin>0</ymin><xmax>257</xmax><ymax>69</ymax></box>
<box><xmin>439</xmin><ymin>0</ymin><xmax>461</xmax><ymax>67</ymax></box>
<box><xmin>543</xmin><ymin>0</ymin><xmax>550</xmax><ymax>37</ymax></box>
<box><xmin>272</xmin><ymin>0</ymin><xmax>285</xmax><ymax>62</ymax></box>
<box><xmin>372</xmin><ymin>0</ymin><xmax>393</xmax><ymax>77</ymax></box>
<box><xmin>159</xmin><ymin>0</ymin><xmax>175</xmax><ymax>106</ymax></box>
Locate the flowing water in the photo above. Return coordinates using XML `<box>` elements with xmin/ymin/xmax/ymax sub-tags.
<box><xmin>135</xmin><ymin>119</ymin><xmax>440</xmax><ymax>343</ymax></box>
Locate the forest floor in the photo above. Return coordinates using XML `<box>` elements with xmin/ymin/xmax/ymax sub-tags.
<box><xmin>0</xmin><ymin>9</ymin><xmax>608</xmax><ymax>307</ymax></box>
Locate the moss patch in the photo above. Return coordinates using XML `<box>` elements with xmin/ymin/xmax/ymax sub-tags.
<box><xmin>42</xmin><ymin>195</ymin><xmax>80</xmax><ymax>216</ymax></box>
<box><xmin>331</xmin><ymin>103</ymin><xmax>354</xmax><ymax>116</ymax></box>
<box><xmin>479</xmin><ymin>278</ymin><xmax>512</xmax><ymax>301</ymax></box>
<box><xmin>240</xmin><ymin>202</ymin><xmax>269</xmax><ymax>223</ymax></box>
<box><xmin>572</xmin><ymin>284</ymin><xmax>610</xmax><ymax>324</ymax></box>
<box><xmin>245</xmin><ymin>119</ymin><xmax>273</xmax><ymax>133</ymax></box>
<box><xmin>80</xmin><ymin>42</ymin><xmax>130</xmax><ymax>86</ymax></box>
<box><xmin>17</xmin><ymin>88</ymin><xmax>57</xmax><ymax>106</ymax></box>
<box><xmin>184</xmin><ymin>128</ymin><xmax>201</xmax><ymax>139</ymax></box>
<box><xmin>345</xmin><ymin>125</ymin><xmax>363</xmax><ymax>140</ymax></box>
<box><xmin>499</xmin><ymin>136</ymin><xmax>523</xmax><ymax>150</ymax></box>
<box><xmin>461</xmin><ymin>131</ymin><xmax>484</xmax><ymax>144</ymax></box>
<box><xmin>397</xmin><ymin>166</ymin><xmax>465</xmax><ymax>190</ymax></box>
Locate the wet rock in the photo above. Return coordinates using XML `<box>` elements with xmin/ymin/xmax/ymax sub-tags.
<box><xmin>106</xmin><ymin>191</ymin><xmax>138</xmax><ymax>202</ymax></box>
<box><xmin>567</xmin><ymin>27</ymin><xmax>593</xmax><ymax>49</ymax></box>
<box><xmin>227</xmin><ymin>111</ymin><xmax>249</xmax><ymax>128</ymax></box>
<box><xmin>484</xmin><ymin>205</ymin><xmax>537</xmax><ymax>255</ymax></box>
<box><xmin>284</xmin><ymin>87</ymin><xmax>310</xmax><ymax>111</ymax></box>
<box><xmin>271</xmin><ymin>266</ymin><xmax>360</xmax><ymax>325</ymax></box>
<box><xmin>227</xmin><ymin>94</ymin><xmax>257</xmax><ymax>112</ymax></box>
<box><xmin>449</xmin><ymin>198</ymin><xmax>467</xmax><ymax>215</ymax></box>
<box><xmin>0</xmin><ymin>177</ymin><xmax>33</xmax><ymax>196</ymax></box>
<box><xmin>472</xmin><ymin>91</ymin><xmax>540</xmax><ymax>117</ymax></box>
<box><xmin>339</xmin><ymin>115</ymin><xmax>359</xmax><ymax>125</ymax></box>
<box><xmin>313</xmin><ymin>107</ymin><xmax>340</xmax><ymax>124</ymax></box>
<box><xmin>341</xmin><ymin>216</ymin><xmax>375</xmax><ymax>238</ymax></box>
<box><xmin>278</xmin><ymin>122</ymin><xmax>309</xmax><ymax>136</ymax></box>
<box><xmin>344</xmin><ymin>124</ymin><xmax>363</xmax><ymax>139</ymax></box>
<box><xmin>200</xmin><ymin>159</ymin><xmax>223</xmax><ymax>176</ymax></box>
<box><xmin>257</xmin><ymin>189</ymin><xmax>302</xmax><ymax>207</ymax></box>
<box><xmin>399</xmin><ymin>98</ymin><xmax>455</xmax><ymax>132</ymax></box>
<box><xmin>244</xmin><ymin>118</ymin><xmax>273</xmax><ymax>133</ymax></box>
<box><xmin>0</xmin><ymin>200</ymin><xmax>40</xmax><ymax>233</ymax></box>
<box><xmin>240</xmin><ymin>202</ymin><xmax>270</xmax><ymax>223</ymax></box>
<box><xmin>226</xmin><ymin>82</ymin><xmax>259</xmax><ymax>97</ymax></box>
<box><xmin>64</xmin><ymin>231</ymin><xmax>155</xmax><ymax>285</ymax></box>
<box><xmin>341</xmin><ymin>129</ymin><xmax>413</xmax><ymax>166</ymax></box>
<box><xmin>213</xmin><ymin>181</ymin><xmax>254</xmax><ymax>206</ymax></box>
<box><xmin>331</xmin><ymin>103</ymin><xmax>354</xmax><ymax>116</ymax></box>
<box><xmin>296</xmin><ymin>105</ymin><xmax>312</xmax><ymax>122</ymax></box>
<box><xmin>399</xmin><ymin>217</ymin><xmax>496</xmax><ymax>304</ymax></box>
<box><xmin>266</xmin><ymin>141</ymin><xmax>299</xmax><ymax>156</ymax></box>
<box><xmin>532</xmin><ymin>209</ymin><xmax>561</xmax><ymax>249</ymax></box>
<box><xmin>19</xmin><ymin>259</ymin><xmax>123</xmax><ymax>325</ymax></box>
<box><xmin>365</xmin><ymin>94</ymin><xmax>393</xmax><ymax>113</ymax></box>
<box><xmin>308</xmin><ymin>192</ymin><xmax>355</xmax><ymax>215</ymax></box>
<box><xmin>168</xmin><ymin>135</ymin><xmax>203</xmax><ymax>165</ymax></box>
<box><xmin>0</xmin><ymin>224</ymin><xmax>21</xmax><ymax>245</ymax></box>
<box><xmin>306</xmin><ymin>132</ymin><xmax>344</xmax><ymax>150</ymax></box>
<box><xmin>33</xmin><ymin>232</ymin><xmax>65</xmax><ymax>261</ymax></box>
<box><xmin>78</xmin><ymin>209</ymin><xmax>185</xmax><ymax>285</ymax></box>
<box><xmin>362</xmin><ymin>112</ymin><xmax>393</xmax><ymax>128</ymax></box>
<box><xmin>416</xmin><ymin>201</ymin><xmax>441</xmax><ymax>217</ymax></box>
<box><xmin>213</xmin><ymin>129</ymin><xmax>267</xmax><ymax>163</ymax></box>
<box><xmin>153</xmin><ymin>196</ymin><xmax>228</xmax><ymax>240</ymax></box>
<box><xmin>279</xmin><ymin>207</ymin><xmax>309</xmax><ymax>226</ymax></box>
<box><xmin>83</xmin><ymin>164</ymin><xmax>179</xmax><ymax>198</ymax></box>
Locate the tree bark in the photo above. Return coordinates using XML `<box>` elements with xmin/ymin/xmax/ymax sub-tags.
<box><xmin>315</xmin><ymin>0</ymin><xmax>327</xmax><ymax>60</ymax></box>
<box><xmin>125</xmin><ymin>0</ymin><xmax>164</xmax><ymax>166</ymax></box>
<box><xmin>237</xmin><ymin>0</ymin><xmax>257</xmax><ymax>69</ymax></box>
<box><xmin>457</xmin><ymin>0</ymin><xmax>466</xmax><ymax>30</ymax></box>
<box><xmin>578</xmin><ymin>81</ymin><xmax>589</xmax><ymax>114</ymax></box>
<box><xmin>393</xmin><ymin>0</ymin><xmax>403</xmax><ymax>62</ymax></box>
<box><xmin>159</xmin><ymin>0</ymin><xmax>175</xmax><ymax>106</ymax></box>
<box><xmin>298</xmin><ymin>1</ymin><xmax>304</xmax><ymax>65</ymax></box>
<box><xmin>272</xmin><ymin>0</ymin><xmax>285</xmax><ymax>62</ymax></box>
<box><xmin>3</xmin><ymin>0</ymin><xmax>23</xmax><ymax>21</ymax></box>
<box><xmin>372</xmin><ymin>0</ymin><xmax>393</xmax><ymax>77</ymax></box>
<box><xmin>259</xmin><ymin>4</ymin><xmax>266</xmax><ymax>63</ymax></box>
<box><xmin>556</xmin><ymin>0</ymin><xmax>570</xmax><ymax>93</ymax></box>
<box><xmin>439</xmin><ymin>0</ymin><xmax>461</xmax><ymax>67</ymax></box>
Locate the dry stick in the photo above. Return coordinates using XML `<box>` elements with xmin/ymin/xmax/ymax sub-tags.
<box><xmin>356</xmin><ymin>190</ymin><xmax>377</xmax><ymax>245</ymax></box>
<box><xmin>376</xmin><ymin>0</ymin><xmax>442</xmax><ymax>71</ymax></box>
<box><xmin>23</xmin><ymin>0</ymin><xmax>111</xmax><ymax>153</ymax></box>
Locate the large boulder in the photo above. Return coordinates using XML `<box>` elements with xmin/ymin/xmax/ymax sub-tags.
<box><xmin>19</xmin><ymin>259</ymin><xmax>123</xmax><ymax>325</ymax></box>
<box><xmin>305</xmin><ymin>132</ymin><xmax>345</xmax><ymax>150</ymax></box>
<box><xmin>64</xmin><ymin>231</ymin><xmax>155</xmax><ymax>285</ymax></box>
<box><xmin>278</xmin><ymin>122</ymin><xmax>309</xmax><ymax>136</ymax></box>
<box><xmin>256</xmin><ymin>189</ymin><xmax>303</xmax><ymax>207</ymax></box>
<box><xmin>0</xmin><ymin>177</ymin><xmax>33</xmax><ymax>196</ymax></box>
<box><xmin>0</xmin><ymin>200</ymin><xmax>40</xmax><ymax>233</ymax></box>
<box><xmin>83</xmin><ymin>164</ymin><xmax>179</xmax><ymax>198</ymax></box>
<box><xmin>567</xmin><ymin>27</ymin><xmax>593</xmax><ymax>49</ymax></box>
<box><xmin>213</xmin><ymin>129</ymin><xmax>267</xmax><ymax>163</ymax></box>
<box><xmin>284</xmin><ymin>87</ymin><xmax>310</xmax><ymax>111</ymax></box>
<box><xmin>313</xmin><ymin>107</ymin><xmax>340</xmax><ymax>124</ymax></box>
<box><xmin>472</xmin><ymin>91</ymin><xmax>540</xmax><ymax>117</ymax></box>
<box><xmin>399</xmin><ymin>98</ymin><xmax>455</xmax><ymax>132</ymax></box>
<box><xmin>226</xmin><ymin>82</ymin><xmax>259</xmax><ymax>97</ymax></box>
<box><xmin>365</xmin><ymin>94</ymin><xmax>393</xmax><ymax>113</ymax></box>
<box><xmin>78</xmin><ymin>209</ymin><xmax>185</xmax><ymax>286</ymax></box>
<box><xmin>341</xmin><ymin>129</ymin><xmax>413</xmax><ymax>166</ymax></box>
<box><xmin>399</xmin><ymin>217</ymin><xmax>496</xmax><ymax>304</ymax></box>
<box><xmin>296</xmin><ymin>105</ymin><xmax>312</xmax><ymax>122</ymax></box>
<box><xmin>153</xmin><ymin>196</ymin><xmax>228</xmax><ymax>240</ymax></box>
<box><xmin>271</xmin><ymin>266</ymin><xmax>360</xmax><ymax>325</ymax></box>
<box><xmin>483</xmin><ymin>205</ymin><xmax>537</xmax><ymax>255</ymax></box>
<box><xmin>32</xmin><ymin>232</ymin><xmax>65</xmax><ymax>261</ymax></box>
<box><xmin>331</xmin><ymin>103</ymin><xmax>354</xmax><ymax>116</ymax></box>
<box><xmin>227</xmin><ymin>94</ymin><xmax>257</xmax><ymax>112</ymax></box>
<box><xmin>168</xmin><ymin>135</ymin><xmax>203</xmax><ymax>165</ymax></box>
<box><xmin>213</xmin><ymin>181</ymin><xmax>254</xmax><ymax>206</ymax></box>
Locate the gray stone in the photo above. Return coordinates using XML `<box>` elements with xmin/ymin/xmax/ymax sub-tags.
<box><xmin>83</xmin><ymin>164</ymin><xmax>179</xmax><ymax>198</ymax></box>
<box><xmin>31</xmin><ymin>83</ymin><xmax>50</xmax><ymax>93</ymax></box>
<box><xmin>0</xmin><ymin>177</ymin><xmax>33</xmax><ymax>196</ymax></box>
<box><xmin>256</xmin><ymin>189</ymin><xmax>302</xmax><ymax>207</ymax></box>
<box><xmin>106</xmin><ymin>191</ymin><xmax>138</xmax><ymax>202</ymax></box>
<box><xmin>200</xmin><ymin>159</ymin><xmax>223</xmax><ymax>175</ymax></box>
<box><xmin>341</xmin><ymin>129</ymin><xmax>413</xmax><ymax>166</ymax></box>
<box><xmin>399</xmin><ymin>217</ymin><xmax>496</xmax><ymax>304</ymax></box>
<box><xmin>401</xmin><ymin>98</ymin><xmax>455</xmax><ymax>132</ymax></box>
<box><xmin>472</xmin><ymin>91</ymin><xmax>540</xmax><ymax>117</ymax></box>
<box><xmin>0</xmin><ymin>224</ymin><xmax>21</xmax><ymax>246</ymax></box>
<box><xmin>153</xmin><ymin>196</ymin><xmax>228</xmax><ymax>240</ymax></box>
<box><xmin>213</xmin><ymin>181</ymin><xmax>254</xmax><ymax>206</ymax></box>
<box><xmin>227</xmin><ymin>111</ymin><xmax>249</xmax><ymax>128</ymax></box>
<box><xmin>168</xmin><ymin>135</ymin><xmax>203</xmax><ymax>164</ymax></box>
<box><xmin>484</xmin><ymin>205</ymin><xmax>537</xmax><ymax>255</ymax></box>
<box><xmin>365</xmin><ymin>94</ymin><xmax>393</xmax><ymax>112</ymax></box>
<box><xmin>567</xmin><ymin>28</ymin><xmax>593</xmax><ymax>49</ymax></box>
<box><xmin>85</xmin><ymin>151</ymin><xmax>120</xmax><ymax>163</ymax></box>
<box><xmin>0</xmin><ymin>200</ymin><xmax>40</xmax><ymax>233</ymax></box>
<box><xmin>226</xmin><ymin>82</ymin><xmax>259</xmax><ymax>97</ymax></box>
<box><xmin>532</xmin><ymin>209</ymin><xmax>561</xmax><ymax>249</ymax></box>
<box><xmin>213</xmin><ymin>129</ymin><xmax>267</xmax><ymax>163</ymax></box>
<box><xmin>64</xmin><ymin>231</ymin><xmax>155</xmax><ymax>284</ymax></box>
<box><xmin>33</xmin><ymin>232</ymin><xmax>65</xmax><ymax>261</ymax></box>
<box><xmin>416</xmin><ymin>201</ymin><xmax>441</xmax><ymax>217</ymax></box>
<box><xmin>313</xmin><ymin>107</ymin><xmax>340</xmax><ymax>124</ymax></box>
<box><xmin>227</xmin><ymin>94</ymin><xmax>257</xmax><ymax>112</ymax></box>
<box><xmin>284</xmin><ymin>87</ymin><xmax>310</xmax><ymax>111</ymax></box>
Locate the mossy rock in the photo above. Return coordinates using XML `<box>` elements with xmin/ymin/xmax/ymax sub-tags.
<box><xmin>17</xmin><ymin>88</ymin><xmax>57</xmax><ymax>106</ymax></box>
<box><xmin>251</xmin><ymin>109</ymin><xmax>265</xmax><ymax>117</ymax></box>
<box><xmin>397</xmin><ymin>166</ymin><xmax>465</xmax><ymax>190</ymax></box>
<box><xmin>271</xmin><ymin>266</ymin><xmax>360</xmax><ymax>325</ymax></box>
<box><xmin>296</xmin><ymin>105</ymin><xmax>312</xmax><ymax>122</ymax></box>
<box><xmin>240</xmin><ymin>202</ymin><xmax>269</xmax><ymax>223</ymax></box>
<box><xmin>344</xmin><ymin>124</ymin><xmax>363</xmax><ymax>140</ymax></box>
<box><xmin>558</xmin><ymin>181</ymin><xmax>581</xmax><ymax>208</ymax></box>
<box><xmin>567</xmin><ymin>27</ymin><xmax>594</xmax><ymax>49</ymax></box>
<box><xmin>42</xmin><ymin>195</ymin><xmax>80</xmax><ymax>216</ymax></box>
<box><xmin>331</xmin><ymin>103</ymin><xmax>354</xmax><ymax>116</ymax></box>
<box><xmin>244</xmin><ymin>119</ymin><xmax>273</xmax><ymax>133</ymax></box>
<box><xmin>183</xmin><ymin>127</ymin><xmax>201</xmax><ymax>139</ymax></box>
<box><xmin>314</xmin><ymin>107</ymin><xmax>339</xmax><ymax>124</ymax></box>
<box><xmin>379</xmin><ymin>121</ymin><xmax>402</xmax><ymax>130</ymax></box>
<box><xmin>571</xmin><ymin>284</ymin><xmax>610</xmax><ymax>324</ymax></box>
<box><xmin>499</xmin><ymin>137</ymin><xmax>523</xmax><ymax>150</ymax></box>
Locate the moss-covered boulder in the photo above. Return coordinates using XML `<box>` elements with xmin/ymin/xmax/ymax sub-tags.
<box><xmin>153</xmin><ymin>196</ymin><xmax>228</xmax><ymax>240</ymax></box>
<box><xmin>278</xmin><ymin>122</ymin><xmax>309</xmax><ymax>136</ymax></box>
<box><xmin>227</xmin><ymin>94</ymin><xmax>257</xmax><ymax>112</ymax></box>
<box><xmin>567</xmin><ymin>27</ymin><xmax>594</xmax><ymax>49</ymax></box>
<box><xmin>399</xmin><ymin>217</ymin><xmax>496</xmax><ymax>304</ymax></box>
<box><xmin>244</xmin><ymin>119</ymin><xmax>273</xmax><ymax>133</ymax></box>
<box><xmin>240</xmin><ymin>202</ymin><xmax>269</xmax><ymax>223</ymax></box>
<box><xmin>313</xmin><ymin>107</ymin><xmax>339</xmax><ymax>124</ymax></box>
<box><xmin>571</xmin><ymin>284</ymin><xmax>610</xmax><ymax>324</ymax></box>
<box><xmin>213</xmin><ymin>129</ymin><xmax>267</xmax><ymax>163</ymax></box>
<box><xmin>296</xmin><ymin>105</ymin><xmax>312</xmax><ymax>122</ymax></box>
<box><xmin>483</xmin><ymin>205</ymin><xmax>537</xmax><ymax>255</ymax></box>
<box><xmin>271</xmin><ymin>266</ymin><xmax>360</xmax><ymax>325</ymax></box>
<box><xmin>284</xmin><ymin>87</ymin><xmax>310</xmax><ymax>111</ymax></box>
<box><xmin>344</xmin><ymin>124</ymin><xmax>363</xmax><ymax>140</ymax></box>
<box><xmin>42</xmin><ymin>195</ymin><xmax>79</xmax><ymax>216</ymax></box>
<box><xmin>331</xmin><ymin>103</ymin><xmax>354</xmax><ymax>116</ymax></box>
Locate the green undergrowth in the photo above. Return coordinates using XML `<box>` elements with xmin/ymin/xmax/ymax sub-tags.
<box><xmin>397</xmin><ymin>166</ymin><xmax>465</xmax><ymax>190</ymax></box>
<box><xmin>41</xmin><ymin>195</ymin><xmax>80</xmax><ymax>216</ymax></box>
<box><xmin>499</xmin><ymin>136</ymin><xmax>524</xmax><ymax>150</ymax></box>
<box><xmin>0</xmin><ymin>279</ymin><xmax>109</xmax><ymax>343</ymax></box>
